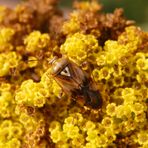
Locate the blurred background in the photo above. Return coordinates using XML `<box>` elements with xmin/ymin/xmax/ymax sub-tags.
<box><xmin>0</xmin><ymin>0</ymin><xmax>148</xmax><ymax>31</ymax></box>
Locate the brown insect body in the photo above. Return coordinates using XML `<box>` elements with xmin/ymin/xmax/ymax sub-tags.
<box><xmin>50</xmin><ymin>57</ymin><xmax>102</xmax><ymax>109</ymax></box>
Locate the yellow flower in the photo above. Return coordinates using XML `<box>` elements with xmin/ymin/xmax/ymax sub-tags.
<box><xmin>24</xmin><ymin>31</ymin><xmax>50</xmax><ymax>52</ymax></box>
<box><xmin>118</xmin><ymin>26</ymin><xmax>142</xmax><ymax>52</ymax></box>
<box><xmin>96</xmin><ymin>52</ymin><xmax>106</xmax><ymax>66</ymax></box>
<box><xmin>0</xmin><ymin>120</ymin><xmax>12</xmax><ymax>129</ymax></box>
<box><xmin>135</xmin><ymin>112</ymin><xmax>146</xmax><ymax>123</ymax></box>
<box><xmin>92</xmin><ymin>69</ymin><xmax>100</xmax><ymax>82</ymax></box>
<box><xmin>136</xmin><ymin>58</ymin><xmax>148</xmax><ymax>71</ymax></box>
<box><xmin>15</xmin><ymin>79</ymin><xmax>48</xmax><ymax>107</ymax></box>
<box><xmin>0</xmin><ymin>28</ymin><xmax>15</xmax><ymax>52</ymax></box>
<box><xmin>99</xmin><ymin>67</ymin><xmax>113</xmax><ymax>80</ymax></box>
<box><xmin>10</xmin><ymin>126</ymin><xmax>23</xmax><ymax>138</ymax></box>
<box><xmin>61</xmin><ymin>32</ymin><xmax>101</xmax><ymax>65</ymax></box>
<box><xmin>50</xmin><ymin>130</ymin><xmax>66</xmax><ymax>143</ymax></box>
<box><xmin>98</xmin><ymin>135</ymin><xmax>108</xmax><ymax>147</ymax></box>
<box><xmin>113</xmin><ymin>76</ymin><xmax>124</xmax><ymax>87</ymax></box>
<box><xmin>72</xmin><ymin>134</ymin><xmax>84</xmax><ymax>146</ymax></box>
<box><xmin>101</xmin><ymin>117</ymin><xmax>113</xmax><ymax>127</ymax></box>
<box><xmin>85</xmin><ymin>142</ymin><xmax>97</xmax><ymax>148</ymax></box>
<box><xmin>103</xmin><ymin>40</ymin><xmax>127</xmax><ymax>65</ymax></box>
<box><xmin>86</xmin><ymin>129</ymin><xmax>99</xmax><ymax>142</ymax></box>
<box><xmin>0</xmin><ymin>52</ymin><xmax>21</xmax><ymax>76</ymax></box>
<box><xmin>137</xmin><ymin>131</ymin><xmax>148</xmax><ymax>145</ymax></box>
<box><xmin>136</xmin><ymin>71</ymin><xmax>148</xmax><ymax>83</ymax></box>
<box><xmin>6</xmin><ymin>138</ymin><xmax>21</xmax><ymax>148</ymax></box>
<box><xmin>63</xmin><ymin>124</ymin><xmax>80</xmax><ymax>139</ymax></box>
<box><xmin>64</xmin><ymin>116</ymin><xmax>76</xmax><ymax>125</ymax></box>
<box><xmin>49</xmin><ymin>121</ymin><xmax>61</xmax><ymax>132</ymax></box>
<box><xmin>62</xmin><ymin>12</ymin><xmax>80</xmax><ymax>35</ymax></box>
<box><xmin>131</xmin><ymin>103</ymin><xmax>145</xmax><ymax>114</ymax></box>
<box><xmin>106</xmin><ymin>103</ymin><xmax>116</xmax><ymax>117</ymax></box>
<box><xmin>0</xmin><ymin>128</ymin><xmax>12</xmax><ymax>142</ymax></box>
<box><xmin>105</xmin><ymin>128</ymin><xmax>116</xmax><ymax>142</ymax></box>
<box><xmin>122</xmin><ymin>88</ymin><xmax>135</xmax><ymax>98</ymax></box>
<box><xmin>115</xmin><ymin>105</ymin><xmax>132</xmax><ymax>118</ymax></box>
<box><xmin>84</xmin><ymin>121</ymin><xmax>96</xmax><ymax>131</ymax></box>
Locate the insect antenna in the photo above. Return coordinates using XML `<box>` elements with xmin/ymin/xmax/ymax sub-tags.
<box><xmin>48</xmin><ymin>56</ymin><xmax>58</xmax><ymax>65</ymax></box>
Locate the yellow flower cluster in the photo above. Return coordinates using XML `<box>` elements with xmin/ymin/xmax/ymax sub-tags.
<box><xmin>0</xmin><ymin>120</ymin><xmax>23</xmax><ymax>148</ymax></box>
<box><xmin>136</xmin><ymin>130</ymin><xmax>148</xmax><ymax>146</ymax></box>
<box><xmin>62</xmin><ymin>1</ymin><xmax>100</xmax><ymax>36</ymax></box>
<box><xmin>41</xmin><ymin>70</ymin><xmax>62</xmax><ymax>100</ymax></box>
<box><xmin>62</xmin><ymin>12</ymin><xmax>81</xmax><ymax>35</ymax></box>
<box><xmin>15</xmin><ymin>79</ymin><xmax>47</xmax><ymax>107</ymax></box>
<box><xmin>118</xmin><ymin>26</ymin><xmax>142</xmax><ymax>52</ymax></box>
<box><xmin>61</xmin><ymin>32</ymin><xmax>102</xmax><ymax>65</ymax></box>
<box><xmin>0</xmin><ymin>51</ymin><xmax>21</xmax><ymax>77</ymax></box>
<box><xmin>0</xmin><ymin>83</ymin><xmax>15</xmax><ymax>118</ymax></box>
<box><xmin>105</xmin><ymin>87</ymin><xmax>147</xmax><ymax>135</ymax></box>
<box><xmin>24</xmin><ymin>31</ymin><xmax>51</xmax><ymax>53</ymax></box>
<box><xmin>16</xmin><ymin>108</ymin><xmax>47</xmax><ymax>147</ymax></box>
<box><xmin>96</xmin><ymin>26</ymin><xmax>143</xmax><ymax>66</ymax></box>
<box><xmin>49</xmin><ymin>112</ymin><xmax>118</xmax><ymax>148</ymax></box>
<box><xmin>0</xmin><ymin>28</ymin><xmax>15</xmax><ymax>52</ymax></box>
<box><xmin>15</xmin><ymin>73</ymin><xmax>62</xmax><ymax>107</ymax></box>
<box><xmin>135</xmin><ymin>52</ymin><xmax>148</xmax><ymax>87</ymax></box>
<box><xmin>49</xmin><ymin>113</ymin><xmax>83</xmax><ymax>147</ymax></box>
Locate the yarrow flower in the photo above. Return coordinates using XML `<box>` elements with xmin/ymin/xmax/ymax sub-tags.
<box><xmin>0</xmin><ymin>1</ymin><xmax>147</xmax><ymax>147</ymax></box>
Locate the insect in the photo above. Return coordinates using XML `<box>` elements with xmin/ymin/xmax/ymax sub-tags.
<box><xmin>50</xmin><ymin>56</ymin><xmax>102</xmax><ymax>109</ymax></box>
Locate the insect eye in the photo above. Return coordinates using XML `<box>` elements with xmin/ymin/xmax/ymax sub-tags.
<box><xmin>60</xmin><ymin>66</ymin><xmax>71</xmax><ymax>77</ymax></box>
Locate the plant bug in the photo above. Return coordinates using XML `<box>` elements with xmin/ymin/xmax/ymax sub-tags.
<box><xmin>50</xmin><ymin>56</ymin><xmax>102</xmax><ymax>109</ymax></box>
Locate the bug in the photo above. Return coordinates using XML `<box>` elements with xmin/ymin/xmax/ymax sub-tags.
<box><xmin>50</xmin><ymin>56</ymin><xmax>102</xmax><ymax>109</ymax></box>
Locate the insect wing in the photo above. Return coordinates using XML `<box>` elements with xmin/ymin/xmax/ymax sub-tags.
<box><xmin>53</xmin><ymin>76</ymin><xmax>77</xmax><ymax>94</ymax></box>
<box><xmin>69</xmin><ymin>61</ymin><xmax>89</xmax><ymax>87</ymax></box>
